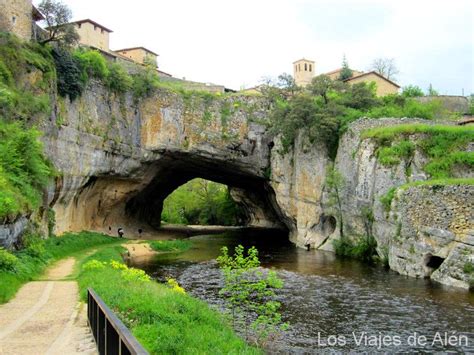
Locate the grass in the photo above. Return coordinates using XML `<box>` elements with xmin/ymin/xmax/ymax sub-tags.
<box><xmin>78</xmin><ymin>243</ymin><xmax>260</xmax><ymax>354</ymax></box>
<box><xmin>463</xmin><ymin>262</ymin><xmax>474</xmax><ymax>274</ymax></box>
<box><xmin>363</xmin><ymin>124</ymin><xmax>474</xmax><ymax>179</ymax></box>
<box><xmin>333</xmin><ymin>234</ymin><xmax>378</xmax><ymax>263</ymax></box>
<box><xmin>148</xmin><ymin>239</ymin><xmax>191</xmax><ymax>252</ymax></box>
<box><xmin>0</xmin><ymin>231</ymin><xmax>119</xmax><ymax>303</ymax></box>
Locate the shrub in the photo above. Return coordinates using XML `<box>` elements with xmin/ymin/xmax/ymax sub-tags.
<box><xmin>333</xmin><ymin>235</ymin><xmax>378</xmax><ymax>263</ymax></box>
<box><xmin>217</xmin><ymin>245</ymin><xmax>287</xmax><ymax>346</ymax></box>
<box><xmin>132</xmin><ymin>68</ymin><xmax>159</xmax><ymax>99</ymax></box>
<box><xmin>0</xmin><ymin>248</ymin><xmax>18</xmax><ymax>271</ymax></box>
<box><xmin>380</xmin><ymin>187</ymin><xmax>396</xmax><ymax>213</ymax></box>
<box><xmin>82</xmin><ymin>259</ymin><xmax>106</xmax><ymax>271</ymax></box>
<box><xmin>106</xmin><ymin>63</ymin><xmax>132</xmax><ymax>94</ymax></box>
<box><xmin>52</xmin><ymin>47</ymin><xmax>85</xmax><ymax>100</ymax></box>
<box><xmin>74</xmin><ymin>49</ymin><xmax>109</xmax><ymax>80</ymax></box>
<box><xmin>464</xmin><ymin>262</ymin><xmax>474</xmax><ymax>274</ymax></box>
<box><xmin>0</xmin><ymin>121</ymin><xmax>53</xmax><ymax>221</ymax></box>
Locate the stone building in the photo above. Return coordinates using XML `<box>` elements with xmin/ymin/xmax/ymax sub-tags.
<box><xmin>293</xmin><ymin>58</ymin><xmax>315</xmax><ymax>87</ymax></box>
<box><xmin>0</xmin><ymin>0</ymin><xmax>44</xmax><ymax>40</ymax></box>
<box><xmin>343</xmin><ymin>71</ymin><xmax>400</xmax><ymax>96</ymax></box>
<box><xmin>114</xmin><ymin>47</ymin><xmax>158</xmax><ymax>68</ymax></box>
<box><xmin>324</xmin><ymin>67</ymin><xmax>364</xmax><ymax>81</ymax></box>
<box><xmin>292</xmin><ymin>57</ymin><xmax>400</xmax><ymax>96</ymax></box>
<box><xmin>71</xmin><ymin>19</ymin><xmax>113</xmax><ymax>51</ymax></box>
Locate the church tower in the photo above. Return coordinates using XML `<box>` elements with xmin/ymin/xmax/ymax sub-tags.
<box><xmin>293</xmin><ymin>58</ymin><xmax>315</xmax><ymax>87</ymax></box>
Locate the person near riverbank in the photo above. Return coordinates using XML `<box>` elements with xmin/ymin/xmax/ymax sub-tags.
<box><xmin>118</xmin><ymin>227</ymin><xmax>124</xmax><ymax>238</ymax></box>
<box><xmin>304</xmin><ymin>237</ymin><xmax>311</xmax><ymax>251</ymax></box>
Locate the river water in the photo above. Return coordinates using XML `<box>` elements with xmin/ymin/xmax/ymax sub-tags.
<box><xmin>131</xmin><ymin>230</ymin><xmax>474</xmax><ymax>353</ymax></box>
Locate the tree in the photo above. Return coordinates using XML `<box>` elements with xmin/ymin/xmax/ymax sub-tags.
<box><xmin>427</xmin><ymin>83</ymin><xmax>439</xmax><ymax>96</ymax></box>
<box><xmin>309</xmin><ymin>75</ymin><xmax>333</xmax><ymax>104</ymax></box>
<box><xmin>370</xmin><ymin>57</ymin><xmax>399</xmax><ymax>81</ymax></box>
<box><xmin>402</xmin><ymin>85</ymin><xmax>424</xmax><ymax>97</ymax></box>
<box><xmin>338</xmin><ymin>55</ymin><xmax>353</xmax><ymax>81</ymax></box>
<box><xmin>217</xmin><ymin>245</ymin><xmax>288</xmax><ymax>346</ymax></box>
<box><xmin>38</xmin><ymin>0</ymin><xmax>78</xmax><ymax>46</ymax></box>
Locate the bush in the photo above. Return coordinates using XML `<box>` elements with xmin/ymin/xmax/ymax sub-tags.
<box><xmin>0</xmin><ymin>248</ymin><xmax>18</xmax><ymax>271</ymax></box>
<box><xmin>0</xmin><ymin>121</ymin><xmax>53</xmax><ymax>221</ymax></box>
<box><xmin>52</xmin><ymin>47</ymin><xmax>85</xmax><ymax>100</ymax></box>
<box><xmin>464</xmin><ymin>262</ymin><xmax>474</xmax><ymax>274</ymax></box>
<box><xmin>106</xmin><ymin>63</ymin><xmax>132</xmax><ymax>94</ymax></box>
<box><xmin>333</xmin><ymin>235</ymin><xmax>378</xmax><ymax>263</ymax></box>
<box><xmin>132</xmin><ymin>67</ymin><xmax>159</xmax><ymax>100</ymax></box>
<box><xmin>74</xmin><ymin>49</ymin><xmax>109</xmax><ymax>80</ymax></box>
<box><xmin>21</xmin><ymin>230</ymin><xmax>46</xmax><ymax>258</ymax></box>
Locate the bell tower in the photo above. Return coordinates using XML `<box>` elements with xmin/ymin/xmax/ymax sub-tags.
<box><xmin>293</xmin><ymin>58</ymin><xmax>315</xmax><ymax>87</ymax></box>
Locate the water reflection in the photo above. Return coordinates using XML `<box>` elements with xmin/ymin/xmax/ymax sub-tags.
<box><xmin>131</xmin><ymin>230</ymin><xmax>474</xmax><ymax>353</ymax></box>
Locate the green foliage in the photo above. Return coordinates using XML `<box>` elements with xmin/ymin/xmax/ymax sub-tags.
<box><xmin>463</xmin><ymin>262</ymin><xmax>474</xmax><ymax>274</ymax></box>
<box><xmin>161</xmin><ymin>178</ymin><xmax>245</xmax><ymax>226</ymax></box>
<box><xmin>376</xmin><ymin>140</ymin><xmax>415</xmax><ymax>166</ymax></box>
<box><xmin>0</xmin><ymin>248</ymin><xmax>18</xmax><ymax>271</ymax></box>
<box><xmin>0</xmin><ymin>34</ymin><xmax>55</xmax><ymax>119</ymax></box>
<box><xmin>364</xmin><ymin>124</ymin><xmax>474</xmax><ymax>178</ymax></box>
<box><xmin>47</xmin><ymin>207</ymin><xmax>56</xmax><ymax>237</ymax></box>
<box><xmin>73</xmin><ymin>48</ymin><xmax>109</xmax><ymax>80</ymax></box>
<box><xmin>0</xmin><ymin>231</ymin><xmax>117</xmax><ymax>303</ymax></box>
<box><xmin>106</xmin><ymin>63</ymin><xmax>133</xmax><ymax>94</ymax></box>
<box><xmin>402</xmin><ymin>85</ymin><xmax>424</xmax><ymax>97</ymax></box>
<box><xmin>270</xmin><ymin>93</ymin><xmax>340</xmax><ymax>156</ymax></box>
<box><xmin>131</xmin><ymin>67</ymin><xmax>160</xmax><ymax>100</ymax></box>
<box><xmin>38</xmin><ymin>0</ymin><xmax>79</xmax><ymax>46</ymax></box>
<box><xmin>217</xmin><ymin>245</ymin><xmax>287</xmax><ymax>346</ymax></box>
<box><xmin>427</xmin><ymin>83</ymin><xmax>439</xmax><ymax>96</ymax></box>
<box><xmin>149</xmin><ymin>239</ymin><xmax>191</xmax><ymax>252</ymax></box>
<box><xmin>380</xmin><ymin>187</ymin><xmax>396</xmax><ymax>213</ymax></box>
<box><xmin>52</xmin><ymin>47</ymin><xmax>85</xmax><ymax>100</ymax></box>
<box><xmin>338</xmin><ymin>55</ymin><xmax>353</xmax><ymax>81</ymax></box>
<box><xmin>469</xmin><ymin>95</ymin><xmax>474</xmax><ymax>115</ymax></box>
<box><xmin>0</xmin><ymin>121</ymin><xmax>53</xmax><ymax>221</ymax></box>
<box><xmin>333</xmin><ymin>234</ymin><xmax>378</xmax><ymax>263</ymax></box>
<box><xmin>78</xmin><ymin>247</ymin><xmax>258</xmax><ymax>354</ymax></box>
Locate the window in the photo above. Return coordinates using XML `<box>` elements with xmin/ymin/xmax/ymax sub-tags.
<box><xmin>94</xmin><ymin>26</ymin><xmax>98</xmax><ymax>31</ymax></box>
<box><xmin>304</xmin><ymin>63</ymin><xmax>307</xmax><ymax>71</ymax></box>
<box><xmin>101</xmin><ymin>29</ymin><xmax>104</xmax><ymax>34</ymax></box>
<box><xmin>309</xmin><ymin>64</ymin><xmax>312</xmax><ymax>72</ymax></box>
<box><xmin>78</xmin><ymin>23</ymin><xmax>81</xmax><ymax>28</ymax></box>
<box><xmin>298</xmin><ymin>64</ymin><xmax>301</xmax><ymax>71</ymax></box>
<box><xmin>11</xmin><ymin>16</ymin><xmax>16</xmax><ymax>25</ymax></box>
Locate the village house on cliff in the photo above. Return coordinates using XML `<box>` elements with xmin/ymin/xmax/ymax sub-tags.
<box><xmin>293</xmin><ymin>58</ymin><xmax>400</xmax><ymax>96</ymax></box>
<box><xmin>0</xmin><ymin>0</ymin><xmax>44</xmax><ymax>40</ymax></box>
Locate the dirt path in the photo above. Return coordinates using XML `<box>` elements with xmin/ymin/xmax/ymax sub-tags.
<box><xmin>0</xmin><ymin>258</ymin><xmax>97</xmax><ymax>354</ymax></box>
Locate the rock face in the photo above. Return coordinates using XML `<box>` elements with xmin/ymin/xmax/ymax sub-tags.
<box><xmin>0</xmin><ymin>217</ymin><xmax>28</xmax><ymax>249</ymax></box>
<box><xmin>41</xmin><ymin>83</ymin><xmax>285</xmax><ymax>237</ymax></box>
<box><xmin>3</xmin><ymin>75</ymin><xmax>472</xmax><ymax>289</ymax></box>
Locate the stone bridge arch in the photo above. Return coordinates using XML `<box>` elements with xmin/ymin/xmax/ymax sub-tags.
<box><xmin>47</xmin><ymin>87</ymin><xmax>289</xmax><ymax>236</ymax></box>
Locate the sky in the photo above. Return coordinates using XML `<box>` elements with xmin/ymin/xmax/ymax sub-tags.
<box><xmin>37</xmin><ymin>0</ymin><xmax>474</xmax><ymax>94</ymax></box>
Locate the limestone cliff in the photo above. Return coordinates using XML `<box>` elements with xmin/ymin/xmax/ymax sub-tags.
<box><xmin>2</xmin><ymin>70</ymin><xmax>472</xmax><ymax>289</ymax></box>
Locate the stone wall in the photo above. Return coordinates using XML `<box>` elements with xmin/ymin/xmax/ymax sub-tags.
<box><xmin>415</xmin><ymin>95</ymin><xmax>469</xmax><ymax>114</ymax></box>
<box><xmin>0</xmin><ymin>0</ymin><xmax>32</xmax><ymax>40</ymax></box>
<box><xmin>389</xmin><ymin>185</ymin><xmax>473</xmax><ymax>289</ymax></box>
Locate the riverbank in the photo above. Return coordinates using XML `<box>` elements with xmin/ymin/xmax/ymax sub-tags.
<box><xmin>0</xmin><ymin>232</ymin><xmax>260</xmax><ymax>354</ymax></box>
<box><xmin>77</xmin><ymin>240</ymin><xmax>260</xmax><ymax>354</ymax></box>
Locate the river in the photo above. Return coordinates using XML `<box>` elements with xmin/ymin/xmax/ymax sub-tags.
<box><xmin>130</xmin><ymin>230</ymin><xmax>474</xmax><ymax>353</ymax></box>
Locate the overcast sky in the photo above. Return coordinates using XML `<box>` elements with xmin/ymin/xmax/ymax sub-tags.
<box><xmin>38</xmin><ymin>0</ymin><xmax>473</xmax><ymax>94</ymax></box>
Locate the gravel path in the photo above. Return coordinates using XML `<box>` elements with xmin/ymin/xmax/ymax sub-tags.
<box><xmin>0</xmin><ymin>259</ymin><xmax>97</xmax><ymax>354</ymax></box>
